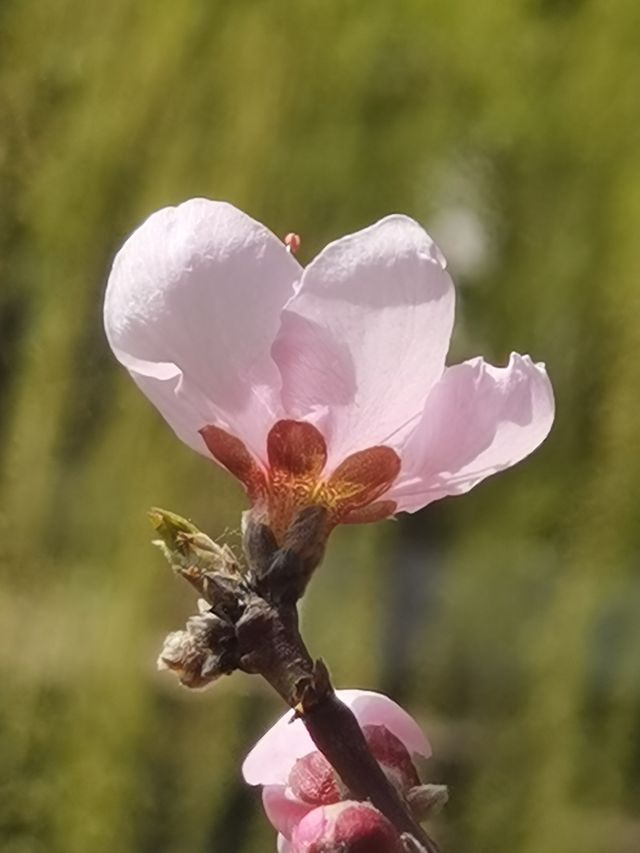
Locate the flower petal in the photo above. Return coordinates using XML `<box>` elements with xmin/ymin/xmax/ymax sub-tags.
<box><xmin>242</xmin><ymin>689</ymin><xmax>430</xmax><ymax>786</ymax></box>
<box><xmin>391</xmin><ymin>353</ymin><xmax>555</xmax><ymax>511</ymax></box>
<box><xmin>277</xmin><ymin>834</ymin><xmax>292</xmax><ymax>853</ymax></box>
<box><xmin>272</xmin><ymin>215</ymin><xmax>454</xmax><ymax>466</ymax></box>
<box><xmin>104</xmin><ymin>198</ymin><xmax>302</xmax><ymax>460</ymax></box>
<box><xmin>262</xmin><ymin>786</ymin><xmax>314</xmax><ymax>839</ymax></box>
<box><xmin>343</xmin><ymin>690</ymin><xmax>431</xmax><ymax>760</ymax></box>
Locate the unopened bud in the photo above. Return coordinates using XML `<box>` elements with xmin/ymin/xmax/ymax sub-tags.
<box><xmin>150</xmin><ymin>507</ymin><xmax>240</xmax><ymax>581</ymax></box>
<box><xmin>288</xmin><ymin>751</ymin><xmax>348</xmax><ymax>806</ymax></box>
<box><xmin>406</xmin><ymin>784</ymin><xmax>449</xmax><ymax>820</ymax></box>
<box><xmin>291</xmin><ymin>801</ymin><xmax>403</xmax><ymax>853</ymax></box>
<box><xmin>157</xmin><ymin>611</ymin><xmax>235</xmax><ymax>689</ymax></box>
<box><xmin>286</xmin><ymin>724</ymin><xmax>421</xmax><ymax>811</ymax></box>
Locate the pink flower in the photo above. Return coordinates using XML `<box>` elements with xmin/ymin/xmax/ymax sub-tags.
<box><xmin>289</xmin><ymin>801</ymin><xmax>404</xmax><ymax>853</ymax></box>
<box><xmin>241</xmin><ymin>689</ymin><xmax>430</xmax><ymax>849</ymax></box>
<box><xmin>104</xmin><ymin>199</ymin><xmax>554</xmax><ymax>541</ymax></box>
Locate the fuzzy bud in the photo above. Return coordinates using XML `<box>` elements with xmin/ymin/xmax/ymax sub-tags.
<box><xmin>291</xmin><ymin>801</ymin><xmax>404</xmax><ymax>853</ymax></box>
<box><xmin>157</xmin><ymin>610</ymin><xmax>235</xmax><ymax>689</ymax></box>
<box><xmin>406</xmin><ymin>783</ymin><xmax>449</xmax><ymax>820</ymax></box>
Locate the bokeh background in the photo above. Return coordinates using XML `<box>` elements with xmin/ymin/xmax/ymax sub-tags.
<box><xmin>2</xmin><ymin>2</ymin><xmax>639</xmax><ymax>851</ymax></box>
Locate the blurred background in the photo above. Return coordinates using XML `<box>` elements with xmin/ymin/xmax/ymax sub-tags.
<box><xmin>1</xmin><ymin>1</ymin><xmax>639</xmax><ymax>851</ymax></box>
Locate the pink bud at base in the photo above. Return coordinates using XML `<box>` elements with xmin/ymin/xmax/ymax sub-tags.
<box><xmin>362</xmin><ymin>724</ymin><xmax>420</xmax><ymax>792</ymax></box>
<box><xmin>291</xmin><ymin>801</ymin><xmax>404</xmax><ymax>853</ymax></box>
<box><xmin>286</xmin><ymin>724</ymin><xmax>419</xmax><ymax>812</ymax></box>
<box><xmin>288</xmin><ymin>751</ymin><xmax>347</xmax><ymax>805</ymax></box>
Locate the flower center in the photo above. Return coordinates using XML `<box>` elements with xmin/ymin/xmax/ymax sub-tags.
<box><xmin>200</xmin><ymin>419</ymin><xmax>400</xmax><ymax>542</ymax></box>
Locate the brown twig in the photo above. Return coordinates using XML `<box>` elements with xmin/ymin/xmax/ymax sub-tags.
<box><xmin>152</xmin><ymin>507</ymin><xmax>440</xmax><ymax>852</ymax></box>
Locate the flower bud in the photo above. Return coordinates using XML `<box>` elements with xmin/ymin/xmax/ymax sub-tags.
<box><xmin>406</xmin><ymin>783</ymin><xmax>449</xmax><ymax>821</ymax></box>
<box><xmin>150</xmin><ymin>507</ymin><xmax>239</xmax><ymax>582</ymax></box>
<box><xmin>288</xmin><ymin>751</ymin><xmax>348</xmax><ymax>806</ymax></box>
<box><xmin>290</xmin><ymin>801</ymin><xmax>403</xmax><ymax>853</ymax></box>
<box><xmin>157</xmin><ymin>610</ymin><xmax>235</xmax><ymax>689</ymax></box>
<box><xmin>285</xmin><ymin>724</ymin><xmax>420</xmax><ymax>811</ymax></box>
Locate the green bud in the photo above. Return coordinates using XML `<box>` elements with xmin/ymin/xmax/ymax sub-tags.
<box><xmin>149</xmin><ymin>507</ymin><xmax>240</xmax><ymax>579</ymax></box>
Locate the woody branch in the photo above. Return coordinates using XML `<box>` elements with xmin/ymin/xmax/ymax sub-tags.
<box><xmin>152</xmin><ymin>505</ymin><xmax>439</xmax><ymax>853</ymax></box>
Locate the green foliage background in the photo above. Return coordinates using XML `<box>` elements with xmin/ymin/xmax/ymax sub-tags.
<box><xmin>1</xmin><ymin>2</ymin><xmax>639</xmax><ymax>851</ymax></box>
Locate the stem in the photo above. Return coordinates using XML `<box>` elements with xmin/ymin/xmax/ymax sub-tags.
<box><xmin>153</xmin><ymin>508</ymin><xmax>441</xmax><ymax>851</ymax></box>
<box><xmin>235</xmin><ymin>594</ymin><xmax>439</xmax><ymax>852</ymax></box>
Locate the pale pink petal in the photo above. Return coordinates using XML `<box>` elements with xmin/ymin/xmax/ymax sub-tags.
<box><xmin>390</xmin><ymin>353</ymin><xmax>555</xmax><ymax>511</ymax></box>
<box><xmin>262</xmin><ymin>786</ymin><xmax>314</xmax><ymax>839</ymax></box>
<box><xmin>104</xmin><ymin>198</ymin><xmax>302</xmax><ymax>460</ymax></box>
<box><xmin>242</xmin><ymin>706</ymin><xmax>319</xmax><ymax>787</ymax></box>
<box><xmin>242</xmin><ymin>689</ymin><xmax>430</xmax><ymax>786</ymax></box>
<box><xmin>277</xmin><ymin>834</ymin><xmax>292</xmax><ymax>853</ymax></box>
<box><xmin>342</xmin><ymin>690</ymin><xmax>431</xmax><ymax>760</ymax></box>
<box><xmin>272</xmin><ymin>215</ymin><xmax>454</xmax><ymax>467</ymax></box>
<box><xmin>290</xmin><ymin>805</ymin><xmax>332</xmax><ymax>849</ymax></box>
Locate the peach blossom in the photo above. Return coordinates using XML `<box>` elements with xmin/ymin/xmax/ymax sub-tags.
<box><xmin>105</xmin><ymin>199</ymin><xmax>554</xmax><ymax>539</ymax></box>
<box><xmin>242</xmin><ymin>689</ymin><xmax>430</xmax><ymax>850</ymax></box>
